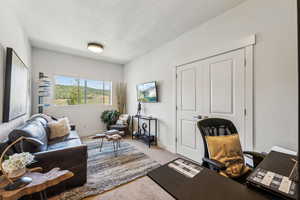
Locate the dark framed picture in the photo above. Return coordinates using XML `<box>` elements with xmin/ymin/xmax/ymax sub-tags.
<box><xmin>3</xmin><ymin>48</ymin><xmax>29</xmax><ymax>122</ymax></box>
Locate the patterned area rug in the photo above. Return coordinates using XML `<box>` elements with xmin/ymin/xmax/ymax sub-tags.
<box><xmin>59</xmin><ymin>139</ymin><xmax>160</xmax><ymax>200</ymax></box>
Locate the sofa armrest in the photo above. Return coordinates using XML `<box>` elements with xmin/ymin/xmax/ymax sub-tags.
<box><xmin>29</xmin><ymin>144</ymin><xmax>88</xmax><ymax>193</ymax></box>
<box><xmin>31</xmin><ymin>144</ymin><xmax>87</xmax><ymax>173</ymax></box>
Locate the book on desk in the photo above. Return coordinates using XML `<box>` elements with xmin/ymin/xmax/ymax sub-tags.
<box><xmin>246</xmin><ymin>151</ymin><xmax>298</xmax><ymax>200</ymax></box>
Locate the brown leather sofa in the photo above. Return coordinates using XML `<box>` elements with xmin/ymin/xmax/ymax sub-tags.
<box><xmin>7</xmin><ymin>115</ymin><xmax>87</xmax><ymax>195</ymax></box>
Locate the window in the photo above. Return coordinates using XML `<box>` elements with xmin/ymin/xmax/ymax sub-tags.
<box><xmin>86</xmin><ymin>80</ymin><xmax>101</xmax><ymax>104</ymax></box>
<box><xmin>54</xmin><ymin>75</ymin><xmax>112</xmax><ymax>106</ymax></box>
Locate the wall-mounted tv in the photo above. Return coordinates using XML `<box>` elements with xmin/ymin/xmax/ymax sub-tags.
<box><xmin>3</xmin><ymin>48</ymin><xmax>29</xmax><ymax>122</ymax></box>
<box><xmin>137</xmin><ymin>81</ymin><xmax>158</xmax><ymax>103</ymax></box>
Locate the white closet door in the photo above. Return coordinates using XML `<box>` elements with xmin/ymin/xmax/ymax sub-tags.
<box><xmin>176</xmin><ymin>49</ymin><xmax>246</xmax><ymax>163</ymax></box>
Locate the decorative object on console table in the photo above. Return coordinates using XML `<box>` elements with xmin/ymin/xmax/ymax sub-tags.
<box><xmin>132</xmin><ymin>115</ymin><xmax>157</xmax><ymax>148</ymax></box>
<box><xmin>37</xmin><ymin>72</ymin><xmax>51</xmax><ymax>114</ymax></box>
<box><xmin>136</xmin><ymin>102</ymin><xmax>141</xmax><ymax>116</ymax></box>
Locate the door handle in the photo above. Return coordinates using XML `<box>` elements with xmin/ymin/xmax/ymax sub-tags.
<box><xmin>193</xmin><ymin>115</ymin><xmax>202</xmax><ymax>119</ymax></box>
<box><xmin>193</xmin><ymin>115</ymin><xmax>209</xmax><ymax>120</ymax></box>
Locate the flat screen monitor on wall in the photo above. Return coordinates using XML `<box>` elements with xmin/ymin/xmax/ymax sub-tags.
<box><xmin>137</xmin><ymin>81</ymin><xmax>158</xmax><ymax>103</ymax></box>
<box><xmin>3</xmin><ymin>48</ymin><xmax>29</xmax><ymax>122</ymax></box>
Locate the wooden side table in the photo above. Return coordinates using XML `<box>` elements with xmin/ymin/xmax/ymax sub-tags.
<box><xmin>0</xmin><ymin>167</ymin><xmax>73</xmax><ymax>200</ymax></box>
<box><xmin>90</xmin><ymin>134</ymin><xmax>106</xmax><ymax>152</ymax></box>
<box><xmin>90</xmin><ymin>133</ymin><xmax>122</xmax><ymax>156</ymax></box>
<box><xmin>106</xmin><ymin>134</ymin><xmax>122</xmax><ymax>156</ymax></box>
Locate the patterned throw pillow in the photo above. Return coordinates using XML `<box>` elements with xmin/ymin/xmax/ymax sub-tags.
<box><xmin>205</xmin><ymin>134</ymin><xmax>251</xmax><ymax>178</ymax></box>
<box><xmin>48</xmin><ymin>118</ymin><xmax>71</xmax><ymax>140</ymax></box>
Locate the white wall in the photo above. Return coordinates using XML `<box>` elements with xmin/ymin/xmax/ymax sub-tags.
<box><xmin>0</xmin><ymin>4</ymin><xmax>32</xmax><ymax>140</ymax></box>
<box><xmin>31</xmin><ymin>48</ymin><xmax>123</xmax><ymax>137</ymax></box>
<box><xmin>124</xmin><ymin>0</ymin><xmax>298</xmax><ymax>152</ymax></box>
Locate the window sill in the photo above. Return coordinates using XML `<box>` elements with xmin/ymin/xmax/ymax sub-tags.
<box><xmin>49</xmin><ymin>103</ymin><xmax>113</xmax><ymax>108</ymax></box>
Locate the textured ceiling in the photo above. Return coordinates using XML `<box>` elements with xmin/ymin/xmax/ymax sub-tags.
<box><xmin>8</xmin><ymin>0</ymin><xmax>246</xmax><ymax>64</ymax></box>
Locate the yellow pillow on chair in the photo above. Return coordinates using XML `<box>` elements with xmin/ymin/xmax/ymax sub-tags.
<box><xmin>205</xmin><ymin>134</ymin><xmax>251</xmax><ymax>178</ymax></box>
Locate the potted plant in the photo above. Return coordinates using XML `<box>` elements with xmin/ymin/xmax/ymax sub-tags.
<box><xmin>101</xmin><ymin>110</ymin><xmax>120</xmax><ymax>129</ymax></box>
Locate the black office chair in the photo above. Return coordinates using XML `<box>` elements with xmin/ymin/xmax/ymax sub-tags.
<box><xmin>197</xmin><ymin>118</ymin><xmax>265</xmax><ymax>183</ymax></box>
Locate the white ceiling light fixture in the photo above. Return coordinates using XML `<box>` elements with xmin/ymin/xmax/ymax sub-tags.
<box><xmin>87</xmin><ymin>42</ymin><xmax>104</xmax><ymax>53</ymax></box>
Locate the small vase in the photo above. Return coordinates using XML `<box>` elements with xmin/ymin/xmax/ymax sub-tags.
<box><xmin>8</xmin><ymin>168</ymin><xmax>26</xmax><ymax>180</ymax></box>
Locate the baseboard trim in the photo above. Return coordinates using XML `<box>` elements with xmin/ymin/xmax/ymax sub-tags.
<box><xmin>157</xmin><ymin>141</ymin><xmax>176</xmax><ymax>153</ymax></box>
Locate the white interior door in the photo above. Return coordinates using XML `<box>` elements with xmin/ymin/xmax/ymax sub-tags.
<box><xmin>176</xmin><ymin>49</ymin><xmax>247</xmax><ymax>163</ymax></box>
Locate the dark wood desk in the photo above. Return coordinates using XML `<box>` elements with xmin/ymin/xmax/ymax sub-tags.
<box><xmin>148</xmin><ymin>152</ymin><xmax>295</xmax><ymax>200</ymax></box>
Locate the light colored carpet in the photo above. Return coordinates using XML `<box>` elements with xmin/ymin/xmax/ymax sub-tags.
<box><xmin>85</xmin><ymin>139</ymin><xmax>178</xmax><ymax>200</ymax></box>
<box><xmin>50</xmin><ymin>138</ymin><xmax>178</xmax><ymax>200</ymax></box>
<box><xmin>58</xmin><ymin>140</ymin><xmax>160</xmax><ymax>200</ymax></box>
<box><xmin>85</xmin><ymin>176</ymin><xmax>174</xmax><ymax>200</ymax></box>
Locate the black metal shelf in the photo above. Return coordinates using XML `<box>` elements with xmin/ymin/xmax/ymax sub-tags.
<box><xmin>131</xmin><ymin>115</ymin><xmax>158</xmax><ymax>148</ymax></box>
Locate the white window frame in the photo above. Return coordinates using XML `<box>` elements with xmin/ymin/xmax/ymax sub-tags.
<box><xmin>53</xmin><ymin>74</ymin><xmax>113</xmax><ymax>106</ymax></box>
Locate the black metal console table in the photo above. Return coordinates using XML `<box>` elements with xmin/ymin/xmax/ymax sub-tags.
<box><xmin>131</xmin><ymin>115</ymin><xmax>158</xmax><ymax>148</ymax></box>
